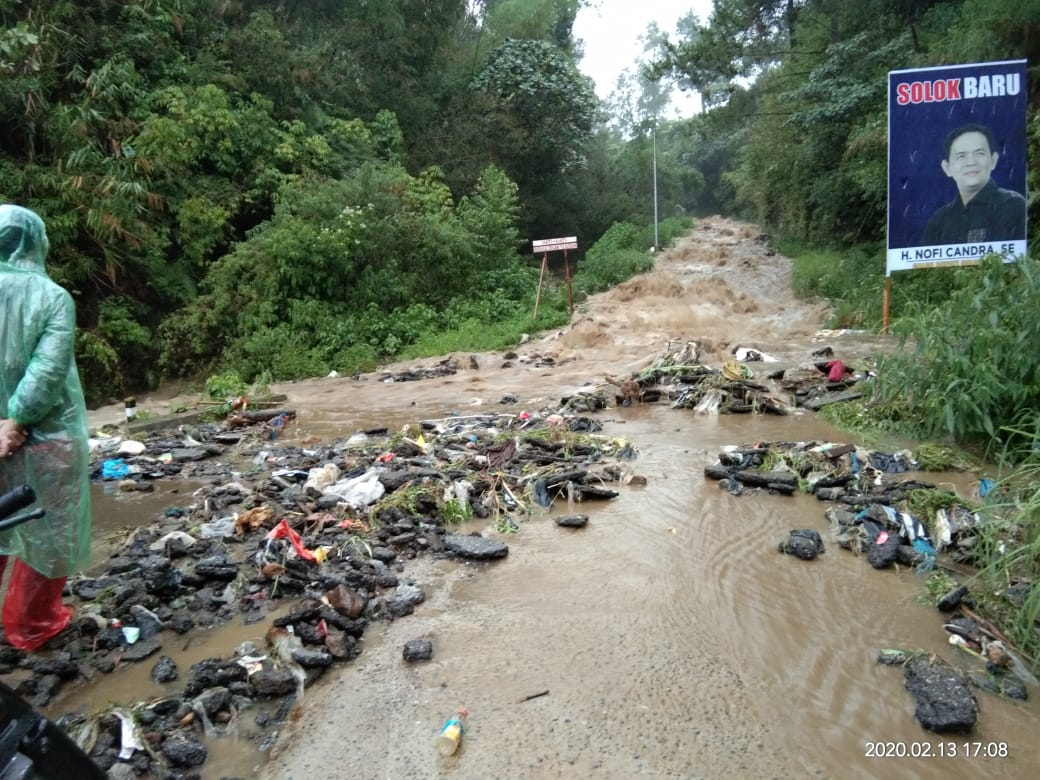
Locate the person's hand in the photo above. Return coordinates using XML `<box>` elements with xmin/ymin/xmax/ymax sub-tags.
<box><xmin>0</xmin><ymin>419</ymin><xmax>27</xmax><ymax>458</ymax></box>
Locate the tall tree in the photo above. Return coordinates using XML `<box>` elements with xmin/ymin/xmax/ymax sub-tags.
<box><xmin>469</xmin><ymin>38</ymin><xmax>597</xmax><ymax>234</ymax></box>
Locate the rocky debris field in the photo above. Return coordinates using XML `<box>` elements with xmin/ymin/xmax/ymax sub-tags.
<box><xmin>2</xmin><ymin>396</ymin><xmax>640</xmax><ymax>777</ymax></box>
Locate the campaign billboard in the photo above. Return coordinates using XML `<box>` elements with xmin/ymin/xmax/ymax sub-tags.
<box><xmin>887</xmin><ymin>59</ymin><xmax>1028</xmax><ymax>274</ymax></box>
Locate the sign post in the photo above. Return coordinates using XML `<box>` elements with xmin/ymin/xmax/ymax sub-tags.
<box><xmin>531</xmin><ymin>236</ymin><xmax>578</xmax><ymax>319</ymax></box>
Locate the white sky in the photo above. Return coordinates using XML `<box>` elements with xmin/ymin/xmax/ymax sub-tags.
<box><xmin>573</xmin><ymin>0</ymin><xmax>715</xmax><ymax>117</ymax></box>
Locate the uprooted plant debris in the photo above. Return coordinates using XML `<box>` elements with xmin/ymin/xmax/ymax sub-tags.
<box><xmin>0</xmin><ymin>408</ymin><xmax>640</xmax><ymax>777</ymax></box>
<box><xmin>591</xmin><ymin>339</ymin><xmax>865</xmax><ymax>414</ymax></box>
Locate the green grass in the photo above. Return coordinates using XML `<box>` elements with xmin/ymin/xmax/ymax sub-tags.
<box><xmin>397</xmin><ymin>305</ymin><xmax>569</xmax><ymax>360</ymax></box>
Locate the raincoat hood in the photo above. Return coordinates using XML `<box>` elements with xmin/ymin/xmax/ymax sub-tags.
<box><xmin>0</xmin><ymin>204</ymin><xmax>50</xmax><ymax>273</ymax></box>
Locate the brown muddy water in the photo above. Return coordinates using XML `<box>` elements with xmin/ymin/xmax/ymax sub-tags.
<box><xmin>62</xmin><ymin>217</ymin><xmax>1040</xmax><ymax>778</ymax></box>
<box><xmin>63</xmin><ymin>403</ymin><xmax>1040</xmax><ymax>779</ymax></box>
<box><xmin>250</xmin><ymin>405</ymin><xmax>1039</xmax><ymax>780</ymax></box>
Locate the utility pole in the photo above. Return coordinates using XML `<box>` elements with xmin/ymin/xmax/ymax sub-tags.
<box><xmin>652</xmin><ymin>126</ymin><xmax>659</xmax><ymax>251</ymax></box>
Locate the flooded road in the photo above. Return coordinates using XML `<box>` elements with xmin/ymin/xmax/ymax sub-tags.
<box><xmin>257</xmin><ymin>405</ymin><xmax>1039</xmax><ymax>780</ymax></box>
<box><xmin>70</xmin><ymin>217</ymin><xmax>1039</xmax><ymax>778</ymax></box>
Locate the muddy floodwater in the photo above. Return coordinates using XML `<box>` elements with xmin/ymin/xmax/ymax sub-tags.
<box><xmin>250</xmin><ymin>406</ymin><xmax>1038</xmax><ymax>780</ymax></box>
<box><xmin>70</xmin><ymin>218</ymin><xmax>1039</xmax><ymax>778</ymax></box>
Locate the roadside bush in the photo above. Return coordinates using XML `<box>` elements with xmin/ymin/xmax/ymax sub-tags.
<box><xmin>76</xmin><ymin>330</ymin><xmax>123</xmax><ymax>407</ymax></box>
<box><xmin>572</xmin><ymin>248</ymin><xmax>654</xmax><ymax>298</ymax></box>
<box><xmin>782</xmin><ymin>238</ymin><xmax>1001</xmax><ymax>332</ymax></box>
<box><xmin>785</xmin><ymin>241</ymin><xmax>884</xmax><ymax>329</ymax></box>
<box><xmin>654</xmin><ymin>216</ymin><xmax>693</xmax><ymax>248</ymax></box>
<box><xmin>76</xmin><ymin>298</ymin><xmax>156</xmax><ymax>406</ymax></box>
<box><xmin>223</xmin><ymin>324</ymin><xmax>329</xmax><ymax>382</ymax></box>
<box><xmin>572</xmin><ymin>221</ymin><xmax>653</xmax><ymax>297</ymax></box>
<box><xmin>874</xmin><ymin>253</ymin><xmax>1040</xmax><ymax>452</ymax></box>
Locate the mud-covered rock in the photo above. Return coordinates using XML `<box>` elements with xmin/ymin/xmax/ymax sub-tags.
<box><xmin>161</xmin><ymin>733</ymin><xmax>208</xmax><ymax>768</ymax></box>
<box><xmin>183</xmin><ymin>658</ymin><xmax>248</xmax><ymax>697</ymax></box>
<box><xmin>122</xmin><ymin>636</ymin><xmax>163</xmax><ymax>662</ymax></box>
<box><xmin>903</xmin><ymin>657</ymin><xmax>978</xmax><ymax>733</ymax></box>
<box><xmin>151</xmin><ymin>655</ymin><xmax>178</xmax><ymax>683</ymax></box>
<box><xmin>30</xmin><ymin>653</ymin><xmax>80</xmax><ymax>679</ymax></box>
<box><xmin>251</xmin><ymin>667</ymin><xmax>299</xmax><ymax>697</ymax></box>
<box><xmin>443</xmin><ymin>533</ymin><xmax>509</xmax><ymax>560</ymax></box>
<box><xmin>403</xmin><ymin>639</ymin><xmax>433</xmax><ymax>662</ymax></box>
<box><xmin>196</xmin><ymin>685</ymin><xmax>231</xmax><ymax>717</ymax></box>
<box><xmin>555</xmin><ymin>514</ymin><xmax>589</xmax><ymax>528</ymax></box>
<box><xmin>867</xmin><ymin>533</ymin><xmax>901</xmax><ymax>569</ymax></box>
<box><xmin>193</xmin><ymin>555</ymin><xmax>240</xmax><ymax>581</ymax></box>
<box><xmin>778</xmin><ymin>529</ymin><xmax>825</xmax><ymax>560</ymax></box>
<box><xmin>291</xmin><ymin>648</ymin><xmax>334</xmax><ymax>669</ymax></box>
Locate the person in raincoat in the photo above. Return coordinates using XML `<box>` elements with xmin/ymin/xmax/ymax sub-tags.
<box><xmin>0</xmin><ymin>204</ymin><xmax>91</xmax><ymax>651</ymax></box>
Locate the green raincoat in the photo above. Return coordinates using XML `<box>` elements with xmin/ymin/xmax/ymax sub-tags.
<box><xmin>0</xmin><ymin>205</ymin><xmax>91</xmax><ymax>578</ymax></box>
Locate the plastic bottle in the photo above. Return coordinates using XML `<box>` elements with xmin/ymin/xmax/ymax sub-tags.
<box><xmin>435</xmin><ymin>708</ymin><xmax>468</xmax><ymax>756</ymax></box>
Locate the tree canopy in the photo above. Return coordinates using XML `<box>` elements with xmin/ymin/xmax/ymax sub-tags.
<box><xmin>1</xmin><ymin>0</ymin><xmax>1035</xmax><ymax>404</ymax></box>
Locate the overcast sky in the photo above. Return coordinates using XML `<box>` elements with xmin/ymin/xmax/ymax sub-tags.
<box><xmin>573</xmin><ymin>0</ymin><xmax>714</xmax><ymax>116</ymax></box>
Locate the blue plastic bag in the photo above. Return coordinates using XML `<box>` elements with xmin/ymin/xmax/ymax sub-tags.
<box><xmin>102</xmin><ymin>458</ymin><xmax>131</xmax><ymax>480</ymax></box>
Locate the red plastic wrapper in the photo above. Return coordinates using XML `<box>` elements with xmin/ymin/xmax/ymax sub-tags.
<box><xmin>266</xmin><ymin>518</ymin><xmax>316</xmax><ymax>562</ymax></box>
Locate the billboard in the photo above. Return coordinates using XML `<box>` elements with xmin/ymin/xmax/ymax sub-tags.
<box><xmin>887</xmin><ymin>59</ymin><xmax>1028</xmax><ymax>274</ymax></box>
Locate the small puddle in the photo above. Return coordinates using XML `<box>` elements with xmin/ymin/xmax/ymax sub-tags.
<box><xmin>42</xmin><ymin>599</ymin><xmax>293</xmax><ymax>776</ymax></box>
<box><xmin>88</xmin><ymin>479</ymin><xmax>209</xmax><ymax>569</ymax></box>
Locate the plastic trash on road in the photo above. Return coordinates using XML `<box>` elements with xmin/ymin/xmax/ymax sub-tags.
<box><xmin>436</xmin><ymin>708</ymin><xmax>468</xmax><ymax>756</ymax></box>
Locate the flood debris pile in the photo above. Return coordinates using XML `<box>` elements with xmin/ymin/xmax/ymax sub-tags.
<box><xmin>704</xmin><ymin>439</ymin><xmax>1036</xmax><ymax>733</ymax></box>
<box><xmin>597</xmin><ymin>340</ymin><xmax>790</xmax><ymax>414</ymax></box>
<box><xmin>377</xmin><ymin>355</ymin><xmax>460</xmax><ymax>382</ymax></box>
<box><xmin>1</xmin><ymin>410</ymin><xmax>636</xmax><ymax>777</ymax></box>
<box><xmin>90</xmin><ymin>414</ymin><xmax>292</xmax><ymax>493</ymax></box>
<box><xmin>766</xmin><ymin>355</ymin><xmax>868</xmax><ymax>411</ymax></box>
<box><xmin>595</xmin><ymin>339</ymin><xmax>873</xmax><ymax>415</ymax></box>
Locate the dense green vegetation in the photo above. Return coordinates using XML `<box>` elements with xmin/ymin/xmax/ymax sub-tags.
<box><xmin>3</xmin><ymin>1</ymin><xmax>1038</xmax><ymax>667</ymax></box>
<box><xmin>1</xmin><ymin>0</ymin><xmax>693</xmax><ymax>402</ymax></box>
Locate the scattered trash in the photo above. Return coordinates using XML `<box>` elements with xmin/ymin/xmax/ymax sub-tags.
<box><xmin>436</xmin><ymin>708</ymin><xmax>468</xmax><ymax>756</ymax></box>
<box><xmin>520</xmin><ymin>690</ymin><xmax>549</xmax><ymax>702</ymax></box>
<box><xmin>101</xmin><ymin>458</ymin><xmax>131</xmax><ymax>480</ymax></box>
<box><xmin>113</xmin><ymin>708</ymin><xmax>146</xmax><ymax>760</ymax></box>
<box><xmin>268</xmin><ymin>412</ymin><xmax>290</xmax><ymax>440</ymax></box>
<box><xmin>117</xmin><ymin>439</ymin><xmax>147</xmax><ymax>455</ymax></box>
<box><xmin>732</xmin><ymin>345</ymin><xmax>778</xmax><ymax>362</ymax></box>
<box><xmin>266</xmin><ymin>518</ymin><xmax>317</xmax><ymax>562</ymax></box>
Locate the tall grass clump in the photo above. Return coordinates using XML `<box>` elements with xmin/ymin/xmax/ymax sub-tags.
<box><xmin>965</xmin><ymin>413</ymin><xmax>1040</xmax><ymax>673</ymax></box>
<box><xmin>873</xmin><ymin>253</ymin><xmax>1040</xmax><ymax>454</ymax></box>
<box><xmin>783</xmin><ymin>240</ymin><xmax>885</xmax><ymax>329</ymax></box>
<box><xmin>782</xmin><ymin>240</ymin><xmax>989</xmax><ymax>331</ymax></box>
